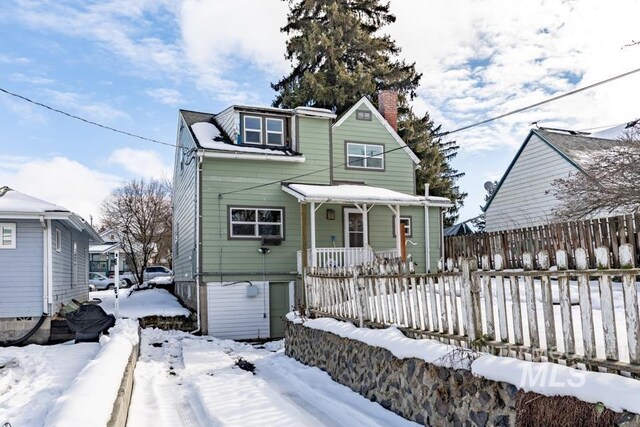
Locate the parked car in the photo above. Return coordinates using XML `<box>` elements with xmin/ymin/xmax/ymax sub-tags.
<box><xmin>107</xmin><ymin>271</ymin><xmax>137</xmax><ymax>286</ymax></box>
<box><xmin>89</xmin><ymin>272</ymin><xmax>127</xmax><ymax>291</ymax></box>
<box><xmin>143</xmin><ymin>266</ymin><xmax>173</xmax><ymax>281</ymax></box>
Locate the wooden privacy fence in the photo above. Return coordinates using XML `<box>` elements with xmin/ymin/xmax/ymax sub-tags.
<box><xmin>305</xmin><ymin>244</ymin><xmax>640</xmax><ymax>377</ymax></box>
<box><xmin>445</xmin><ymin>213</ymin><xmax>640</xmax><ymax>270</ymax></box>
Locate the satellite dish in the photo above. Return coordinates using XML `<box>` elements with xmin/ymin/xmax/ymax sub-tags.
<box><xmin>484</xmin><ymin>181</ymin><xmax>495</xmax><ymax>192</ymax></box>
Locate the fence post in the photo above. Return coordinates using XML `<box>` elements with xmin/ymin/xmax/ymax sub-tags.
<box><xmin>461</xmin><ymin>257</ymin><xmax>481</xmax><ymax>343</ymax></box>
<box><xmin>523</xmin><ymin>252</ymin><xmax>539</xmax><ymax>349</ymax></box>
<box><xmin>620</xmin><ymin>243</ymin><xmax>640</xmax><ymax>364</ymax></box>
<box><xmin>538</xmin><ymin>250</ymin><xmax>556</xmax><ymax>351</ymax></box>
<box><xmin>576</xmin><ymin>248</ymin><xmax>596</xmax><ymax>359</ymax></box>
<box><xmin>596</xmin><ymin>246</ymin><xmax>618</xmax><ymax>361</ymax></box>
<box><xmin>353</xmin><ymin>269</ymin><xmax>365</xmax><ymax>328</ymax></box>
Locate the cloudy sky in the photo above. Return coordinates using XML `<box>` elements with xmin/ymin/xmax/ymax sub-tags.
<box><xmin>1</xmin><ymin>0</ymin><xmax>639</xmax><ymax>224</ymax></box>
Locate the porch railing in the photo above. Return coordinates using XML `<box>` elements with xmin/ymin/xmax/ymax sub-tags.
<box><xmin>296</xmin><ymin>247</ymin><xmax>399</xmax><ymax>273</ymax></box>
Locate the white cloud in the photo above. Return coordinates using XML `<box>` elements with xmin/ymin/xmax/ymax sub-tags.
<box><xmin>42</xmin><ymin>89</ymin><xmax>130</xmax><ymax>123</ymax></box>
<box><xmin>0</xmin><ymin>156</ymin><xmax>121</xmax><ymax>221</ymax></box>
<box><xmin>9</xmin><ymin>72</ymin><xmax>53</xmax><ymax>85</ymax></box>
<box><xmin>146</xmin><ymin>87</ymin><xmax>184</xmax><ymax>105</ymax></box>
<box><xmin>108</xmin><ymin>148</ymin><xmax>172</xmax><ymax>181</ymax></box>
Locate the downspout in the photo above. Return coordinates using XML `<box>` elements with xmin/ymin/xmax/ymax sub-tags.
<box><xmin>39</xmin><ymin>216</ymin><xmax>53</xmax><ymax>315</ymax></box>
<box><xmin>191</xmin><ymin>152</ymin><xmax>203</xmax><ymax>334</ymax></box>
<box><xmin>40</xmin><ymin>216</ymin><xmax>48</xmax><ymax>314</ymax></box>
<box><xmin>424</xmin><ymin>185</ymin><xmax>430</xmax><ymax>272</ymax></box>
<box><xmin>47</xmin><ymin>219</ymin><xmax>53</xmax><ymax>315</ymax></box>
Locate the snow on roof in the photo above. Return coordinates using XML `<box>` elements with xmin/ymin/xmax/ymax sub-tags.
<box><xmin>89</xmin><ymin>243</ymin><xmax>121</xmax><ymax>254</ymax></box>
<box><xmin>0</xmin><ymin>186</ymin><xmax>69</xmax><ymax>214</ymax></box>
<box><xmin>191</xmin><ymin>122</ymin><xmax>293</xmax><ymax>156</ymax></box>
<box><xmin>591</xmin><ymin>119</ymin><xmax>639</xmax><ymax>140</ymax></box>
<box><xmin>536</xmin><ymin>129</ymin><xmax>626</xmax><ymax>170</ymax></box>
<box><xmin>283</xmin><ymin>183</ymin><xmax>452</xmax><ymax>207</ymax></box>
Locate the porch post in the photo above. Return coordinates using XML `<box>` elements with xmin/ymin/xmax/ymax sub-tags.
<box><xmin>362</xmin><ymin>204</ymin><xmax>368</xmax><ymax>249</ymax></box>
<box><xmin>310</xmin><ymin>201</ymin><xmax>317</xmax><ymax>267</ymax></box>
<box><xmin>395</xmin><ymin>204</ymin><xmax>402</xmax><ymax>256</ymax></box>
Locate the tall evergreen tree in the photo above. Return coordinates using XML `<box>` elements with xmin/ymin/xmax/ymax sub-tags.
<box><xmin>272</xmin><ymin>0</ymin><xmax>420</xmax><ymax>115</ymax></box>
<box><xmin>273</xmin><ymin>0</ymin><xmax>466</xmax><ymax>223</ymax></box>
<box><xmin>398</xmin><ymin>107</ymin><xmax>466</xmax><ymax>226</ymax></box>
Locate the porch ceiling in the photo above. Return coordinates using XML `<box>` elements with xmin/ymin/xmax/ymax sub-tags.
<box><xmin>281</xmin><ymin>183</ymin><xmax>452</xmax><ymax>207</ymax></box>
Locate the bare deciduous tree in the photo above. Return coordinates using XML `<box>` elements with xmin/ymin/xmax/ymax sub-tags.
<box><xmin>101</xmin><ymin>178</ymin><xmax>172</xmax><ymax>285</ymax></box>
<box><xmin>552</xmin><ymin>128</ymin><xmax>640</xmax><ymax>220</ymax></box>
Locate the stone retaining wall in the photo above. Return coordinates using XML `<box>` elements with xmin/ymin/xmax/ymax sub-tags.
<box><xmin>285</xmin><ymin>320</ymin><xmax>640</xmax><ymax>426</ymax></box>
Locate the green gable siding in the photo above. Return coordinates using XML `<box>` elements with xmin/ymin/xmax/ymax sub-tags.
<box><xmin>200</xmin><ymin>116</ymin><xmax>332</xmax><ymax>280</ymax></box>
<box><xmin>332</xmin><ymin>107</ymin><xmax>416</xmax><ymax>194</ymax></box>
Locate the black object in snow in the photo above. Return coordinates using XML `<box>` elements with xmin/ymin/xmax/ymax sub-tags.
<box><xmin>64</xmin><ymin>304</ymin><xmax>116</xmax><ymax>343</ymax></box>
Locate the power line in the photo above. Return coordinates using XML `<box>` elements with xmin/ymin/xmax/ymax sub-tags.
<box><xmin>0</xmin><ymin>87</ymin><xmax>176</xmax><ymax>148</ymax></box>
<box><xmin>435</xmin><ymin>66</ymin><xmax>640</xmax><ymax>137</ymax></box>
<box><xmin>218</xmin><ymin>143</ymin><xmax>413</xmax><ymax>197</ymax></box>
<box><xmin>577</xmin><ymin>118</ymin><xmax>639</xmax><ymax>132</ymax></box>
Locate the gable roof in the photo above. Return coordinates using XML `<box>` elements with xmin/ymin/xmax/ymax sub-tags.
<box><xmin>0</xmin><ymin>186</ymin><xmax>102</xmax><ymax>242</ymax></box>
<box><xmin>333</xmin><ymin>97</ymin><xmax>420</xmax><ymax>166</ymax></box>
<box><xmin>482</xmin><ymin>128</ymin><xmax>624</xmax><ymax>212</ymax></box>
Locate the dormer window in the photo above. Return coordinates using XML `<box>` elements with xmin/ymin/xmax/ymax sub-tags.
<box><xmin>244</xmin><ymin>116</ymin><xmax>262</xmax><ymax>144</ymax></box>
<box><xmin>266</xmin><ymin>118</ymin><xmax>284</xmax><ymax>146</ymax></box>
<box><xmin>241</xmin><ymin>114</ymin><xmax>288</xmax><ymax>147</ymax></box>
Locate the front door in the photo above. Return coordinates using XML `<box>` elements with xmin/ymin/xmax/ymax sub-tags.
<box><xmin>344</xmin><ymin>208</ymin><xmax>364</xmax><ymax>248</ymax></box>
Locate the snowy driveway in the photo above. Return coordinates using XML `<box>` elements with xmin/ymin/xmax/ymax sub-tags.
<box><xmin>128</xmin><ymin>329</ymin><xmax>417</xmax><ymax>427</ymax></box>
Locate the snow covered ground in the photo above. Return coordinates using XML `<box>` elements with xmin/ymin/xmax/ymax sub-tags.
<box><xmin>128</xmin><ymin>328</ymin><xmax>418</xmax><ymax>427</ymax></box>
<box><xmin>91</xmin><ymin>288</ymin><xmax>191</xmax><ymax>319</ymax></box>
<box><xmin>0</xmin><ymin>319</ymin><xmax>139</xmax><ymax>427</ymax></box>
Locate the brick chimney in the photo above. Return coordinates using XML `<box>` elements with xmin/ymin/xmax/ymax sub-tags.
<box><xmin>378</xmin><ymin>90</ymin><xmax>398</xmax><ymax>131</ymax></box>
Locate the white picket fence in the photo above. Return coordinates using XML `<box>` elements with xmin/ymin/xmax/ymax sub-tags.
<box><xmin>304</xmin><ymin>244</ymin><xmax>640</xmax><ymax>377</ymax></box>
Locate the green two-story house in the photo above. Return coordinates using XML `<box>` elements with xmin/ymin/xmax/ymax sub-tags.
<box><xmin>172</xmin><ymin>91</ymin><xmax>451</xmax><ymax>340</ymax></box>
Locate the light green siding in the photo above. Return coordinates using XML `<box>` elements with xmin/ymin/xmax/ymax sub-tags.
<box><xmin>172</xmin><ymin>118</ymin><xmax>199</xmax><ymax>309</ymax></box>
<box><xmin>332</xmin><ymin>103</ymin><xmax>416</xmax><ymax>194</ymax></box>
<box><xmin>200</xmin><ymin>116</ymin><xmax>332</xmax><ymax>280</ymax></box>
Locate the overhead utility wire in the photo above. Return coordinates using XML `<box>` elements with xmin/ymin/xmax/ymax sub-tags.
<box><xmin>0</xmin><ymin>87</ymin><xmax>176</xmax><ymax>148</ymax></box>
<box><xmin>4</xmin><ymin>66</ymin><xmax>640</xmax><ymax>197</ymax></box>
<box><xmin>218</xmin><ymin>143</ymin><xmax>412</xmax><ymax>197</ymax></box>
<box><xmin>435</xmin><ymin>66</ymin><xmax>640</xmax><ymax>137</ymax></box>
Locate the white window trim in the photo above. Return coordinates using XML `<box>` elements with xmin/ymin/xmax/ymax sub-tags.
<box><xmin>266</xmin><ymin>117</ymin><xmax>285</xmax><ymax>146</ymax></box>
<box><xmin>346</xmin><ymin>142</ymin><xmax>385</xmax><ymax>170</ymax></box>
<box><xmin>0</xmin><ymin>223</ymin><xmax>16</xmax><ymax>249</ymax></box>
<box><xmin>392</xmin><ymin>215</ymin><xmax>412</xmax><ymax>237</ymax></box>
<box><xmin>356</xmin><ymin>110</ymin><xmax>372</xmax><ymax>121</ymax></box>
<box><xmin>55</xmin><ymin>228</ymin><xmax>62</xmax><ymax>252</ymax></box>
<box><xmin>243</xmin><ymin>115</ymin><xmax>263</xmax><ymax>145</ymax></box>
<box><xmin>229</xmin><ymin>207</ymin><xmax>284</xmax><ymax>239</ymax></box>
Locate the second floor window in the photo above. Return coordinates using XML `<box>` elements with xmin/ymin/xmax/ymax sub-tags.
<box><xmin>266</xmin><ymin>118</ymin><xmax>284</xmax><ymax>146</ymax></box>
<box><xmin>346</xmin><ymin>143</ymin><xmax>384</xmax><ymax>170</ymax></box>
<box><xmin>243</xmin><ymin>115</ymin><xmax>286</xmax><ymax>146</ymax></box>
<box><xmin>244</xmin><ymin>116</ymin><xmax>262</xmax><ymax>144</ymax></box>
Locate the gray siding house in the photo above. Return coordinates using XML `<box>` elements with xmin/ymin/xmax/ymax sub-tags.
<box><xmin>0</xmin><ymin>186</ymin><xmax>101</xmax><ymax>343</ymax></box>
<box><xmin>483</xmin><ymin>128</ymin><xmax>623</xmax><ymax>232</ymax></box>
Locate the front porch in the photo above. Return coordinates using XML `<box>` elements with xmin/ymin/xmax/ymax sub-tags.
<box><xmin>282</xmin><ymin>183</ymin><xmax>452</xmax><ymax>272</ymax></box>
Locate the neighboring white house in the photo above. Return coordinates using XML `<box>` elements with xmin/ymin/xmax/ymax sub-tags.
<box><xmin>0</xmin><ymin>186</ymin><xmax>101</xmax><ymax>343</ymax></box>
<box><xmin>483</xmin><ymin>128</ymin><xmax>627</xmax><ymax>232</ymax></box>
